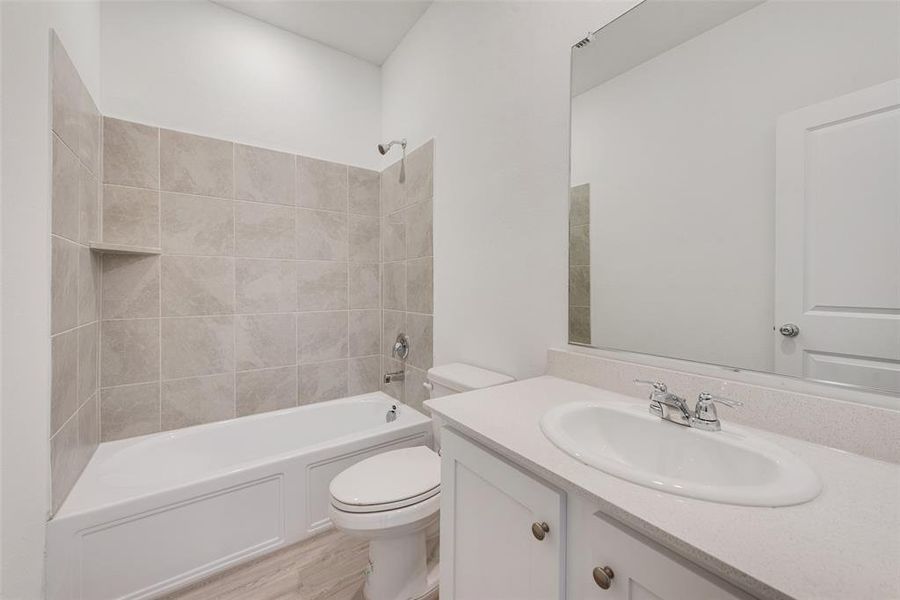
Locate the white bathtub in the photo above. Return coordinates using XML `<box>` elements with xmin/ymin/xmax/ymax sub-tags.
<box><xmin>46</xmin><ymin>392</ymin><xmax>432</xmax><ymax>600</ymax></box>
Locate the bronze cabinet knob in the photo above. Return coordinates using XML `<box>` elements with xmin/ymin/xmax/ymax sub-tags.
<box><xmin>592</xmin><ymin>566</ymin><xmax>615</xmax><ymax>589</ymax></box>
<box><xmin>531</xmin><ymin>521</ymin><xmax>550</xmax><ymax>541</ymax></box>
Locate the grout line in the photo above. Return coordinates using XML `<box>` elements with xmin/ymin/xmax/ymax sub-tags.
<box><xmin>157</xmin><ymin>126</ymin><xmax>163</xmax><ymax>432</ymax></box>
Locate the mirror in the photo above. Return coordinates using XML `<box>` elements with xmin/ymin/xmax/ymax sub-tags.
<box><xmin>569</xmin><ymin>0</ymin><xmax>900</xmax><ymax>398</ymax></box>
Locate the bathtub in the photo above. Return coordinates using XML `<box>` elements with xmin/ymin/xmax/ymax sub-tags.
<box><xmin>46</xmin><ymin>392</ymin><xmax>432</xmax><ymax>600</ymax></box>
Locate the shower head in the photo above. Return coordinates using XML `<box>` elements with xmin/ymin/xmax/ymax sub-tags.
<box><xmin>378</xmin><ymin>139</ymin><xmax>407</xmax><ymax>155</ymax></box>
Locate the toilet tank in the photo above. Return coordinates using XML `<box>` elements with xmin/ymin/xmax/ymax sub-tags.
<box><xmin>425</xmin><ymin>363</ymin><xmax>515</xmax><ymax>450</ymax></box>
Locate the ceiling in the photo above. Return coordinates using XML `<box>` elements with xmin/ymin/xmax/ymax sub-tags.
<box><xmin>572</xmin><ymin>0</ymin><xmax>764</xmax><ymax>96</ymax></box>
<box><xmin>214</xmin><ymin>0</ymin><xmax>432</xmax><ymax>65</ymax></box>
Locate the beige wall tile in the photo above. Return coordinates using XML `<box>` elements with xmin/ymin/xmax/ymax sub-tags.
<box><xmin>569</xmin><ymin>265</ymin><xmax>590</xmax><ymax>307</ymax></box>
<box><xmin>160</xmin><ymin>129</ymin><xmax>233</xmax><ymax>198</ymax></box>
<box><xmin>405</xmin><ymin>140</ymin><xmax>433</xmax><ymax>207</ymax></box>
<box><xmin>403</xmin><ymin>366</ymin><xmax>429</xmax><ymax>414</ymax></box>
<box><xmin>103</xmin><ymin>117</ymin><xmax>159</xmax><ymax>189</ymax></box>
<box><xmin>569</xmin><ymin>224</ymin><xmax>589</xmax><ymax>267</ymax></box>
<box><xmin>349</xmin><ymin>215</ymin><xmax>379</xmax><ymax>263</ymax></box>
<box><xmin>235</xmin><ymin>259</ymin><xmax>297</xmax><ymax>313</ymax></box>
<box><xmin>382</xmin><ymin>310</ymin><xmax>407</xmax><ymax>358</ymax></box>
<box><xmin>569</xmin><ymin>183</ymin><xmax>590</xmax><ymax>227</ymax></box>
<box><xmin>78</xmin><ymin>245</ymin><xmax>100</xmax><ymax>325</ymax></box>
<box><xmin>406</xmin><ymin>313</ymin><xmax>433</xmax><ymax>371</ymax></box>
<box><xmin>162</xmin><ymin>374</ymin><xmax>234</xmax><ymax>430</ymax></box>
<box><xmin>161</xmin><ymin>192</ymin><xmax>233</xmax><ymax>256</ymax></box>
<box><xmin>100</xmin><ymin>382</ymin><xmax>160</xmax><ymax>441</ymax></box>
<box><xmin>102</xmin><ymin>255</ymin><xmax>160</xmax><ymax>319</ymax></box>
<box><xmin>382</xmin><ymin>217</ymin><xmax>406</xmax><ymax>262</ymax></box>
<box><xmin>404</xmin><ymin>199</ymin><xmax>432</xmax><ymax>259</ymax></box>
<box><xmin>235</xmin><ymin>144</ymin><xmax>294</xmax><ymax>205</ymax></box>
<box><xmin>52</xmin><ymin>135</ymin><xmax>80</xmax><ymax>241</ymax></box>
<box><xmin>349</xmin><ymin>356</ymin><xmax>381</xmax><ymax>396</ymax></box>
<box><xmin>348</xmin><ymin>167</ymin><xmax>380</xmax><ymax>216</ymax></box>
<box><xmin>50</xmin><ymin>415</ymin><xmax>81</xmax><ymax>514</ymax></box>
<box><xmin>297</xmin><ymin>311</ymin><xmax>348</xmax><ymax>363</ymax></box>
<box><xmin>51</xmin><ymin>329</ymin><xmax>79</xmax><ymax>435</ymax></box>
<box><xmin>296</xmin><ymin>208</ymin><xmax>348</xmax><ymax>260</ymax></box>
<box><xmin>236</xmin><ymin>367</ymin><xmax>297</xmax><ymax>416</ymax></box>
<box><xmin>235</xmin><ymin>314</ymin><xmax>296</xmax><ymax>371</ymax></box>
<box><xmin>407</xmin><ymin>257</ymin><xmax>433</xmax><ymax>314</ymax></box>
<box><xmin>380</xmin><ymin>160</ymin><xmax>405</xmax><ymax>216</ymax></box>
<box><xmin>297</xmin><ymin>261</ymin><xmax>348</xmax><ymax>311</ymax></box>
<box><xmin>77</xmin><ymin>322</ymin><xmax>99</xmax><ymax>405</ymax></box>
<box><xmin>75</xmin><ymin>84</ymin><xmax>101</xmax><ymax>175</ymax></box>
<box><xmin>52</xmin><ymin>236</ymin><xmax>79</xmax><ymax>334</ymax></box>
<box><xmin>235</xmin><ymin>201</ymin><xmax>295</xmax><ymax>259</ymax></box>
<box><xmin>79</xmin><ymin>166</ymin><xmax>100</xmax><ymax>244</ymax></box>
<box><xmin>161</xmin><ymin>256</ymin><xmax>234</xmax><ymax>316</ymax></box>
<box><xmin>349</xmin><ymin>310</ymin><xmax>380</xmax><ymax>358</ymax></box>
<box><xmin>349</xmin><ymin>263</ymin><xmax>380</xmax><ymax>309</ymax></box>
<box><xmin>568</xmin><ymin>306</ymin><xmax>591</xmax><ymax>345</ymax></box>
<box><xmin>299</xmin><ymin>359</ymin><xmax>348</xmax><ymax>404</ymax></box>
<box><xmin>297</xmin><ymin>157</ymin><xmax>348</xmax><ymax>212</ymax></box>
<box><xmin>101</xmin><ymin>319</ymin><xmax>160</xmax><ymax>387</ymax></box>
<box><xmin>161</xmin><ymin>316</ymin><xmax>234</xmax><ymax>379</ymax></box>
<box><xmin>51</xmin><ymin>33</ymin><xmax>81</xmax><ymax>155</ymax></box>
<box><xmin>77</xmin><ymin>394</ymin><xmax>100</xmax><ymax>463</ymax></box>
<box><xmin>382</xmin><ymin>261</ymin><xmax>406</xmax><ymax>311</ymax></box>
<box><xmin>102</xmin><ymin>185</ymin><xmax>160</xmax><ymax>247</ymax></box>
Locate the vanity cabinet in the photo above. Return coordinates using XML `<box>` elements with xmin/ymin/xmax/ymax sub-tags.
<box><xmin>567</xmin><ymin>495</ymin><xmax>753</xmax><ymax>600</ymax></box>
<box><xmin>441</xmin><ymin>429</ymin><xmax>754</xmax><ymax>600</ymax></box>
<box><xmin>440</xmin><ymin>429</ymin><xmax>566</xmax><ymax>599</ymax></box>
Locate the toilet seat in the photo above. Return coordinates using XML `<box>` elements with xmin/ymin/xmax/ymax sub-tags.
<box><xmin>330</xmin><ymin>446</ymin><xmax>440</xmax><ymax>514</ymax></box>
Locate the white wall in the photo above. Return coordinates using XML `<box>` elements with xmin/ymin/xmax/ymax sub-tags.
<box><xmin>381</xmin><ymin>1</ymin><xmax>638</xmax><ymax>380</ymax></box>
<box><xmin>1</xmin><ymin>2</ymin><xmax>101</xmax><ymax>597</ymax></box>
<box><xmin>571</xmin><ymin>0</ymin><xmax>899</xmax><ymax>372</ymax></box>
<box><xmin>101</xmin><ymin>0</ymin><xmax>382</xmax><ymax>169</ymax></box>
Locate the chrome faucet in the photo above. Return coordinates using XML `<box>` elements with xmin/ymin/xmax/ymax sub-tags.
<box><xmin>633</xmin><ymin>380</ymin><xmax>742</xmax><ymax>432</ymax></box>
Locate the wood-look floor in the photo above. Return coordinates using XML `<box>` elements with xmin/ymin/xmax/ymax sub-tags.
<box><xmin>162</xmin><ymin>529</ymin><xmax>369</xmax><ymax>600</ymax></box>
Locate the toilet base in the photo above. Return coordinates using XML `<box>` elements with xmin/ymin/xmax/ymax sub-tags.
<box><xmin>363</xmin><ymin>530</ymin><xmax>439</xmax><ymax>600</ymax></box>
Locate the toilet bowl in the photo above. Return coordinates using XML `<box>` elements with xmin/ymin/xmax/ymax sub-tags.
<box><xmin>328</xmin><ymin>363</ymin><xmax>514</xmax><ymax>600</ymax></box>
<box><xmin>329</xmin><ymin>446</ymin><xmax>440</xmax><ymax>600</ymax></box>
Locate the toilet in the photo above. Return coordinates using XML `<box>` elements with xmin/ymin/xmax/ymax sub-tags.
<box><xmin>328</xmin><ymin>363</ymin><xmax>515</xmax><ymax>600</ymax></box>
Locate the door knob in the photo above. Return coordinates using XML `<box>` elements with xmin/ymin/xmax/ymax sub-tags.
<box><xmin>778</xmin><ymin>323</ymin><xmax>800</xmax><ymax>337</ymax></box>
<box><xmin>531</xmin><ymin>521</ymin><xmax>550</xmax><ymax>541</ymax></box>
<box><xmin>592</xmin><ymin>566</ymin><xmax>615</xmax><ymax>589</ymax></box>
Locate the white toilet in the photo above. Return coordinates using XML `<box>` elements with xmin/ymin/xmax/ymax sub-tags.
<box><xmin>328</xmin><ymin>363</ymin><xmax>514</xmax><ymax>600</ymax></box>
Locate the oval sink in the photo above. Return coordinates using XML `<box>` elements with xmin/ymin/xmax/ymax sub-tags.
<box><xmin>540</xmin><ymin>400</ymin><xmax>821</xmax><ymax>507</ymax></box>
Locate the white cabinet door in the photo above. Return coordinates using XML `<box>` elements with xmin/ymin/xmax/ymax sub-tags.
<box><xmin>774</xmin><ymin>79</ymin><xmax>900</xmax><ymax>394</ymax></box>
<box><xmin>440</xmin><ymin>428</ymin><xmax>566</xmax><ymax>600</ymax></box>
<box><xmin>568</xmin><ymin>496</ymin><xmax>753</xmax><ymax>600</ymax></box>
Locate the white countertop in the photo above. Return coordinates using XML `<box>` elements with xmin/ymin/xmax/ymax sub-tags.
<box><xmin>425</xmin><ymin>376</ymin><xmax>900</xmax><ymax>600</ymax></box>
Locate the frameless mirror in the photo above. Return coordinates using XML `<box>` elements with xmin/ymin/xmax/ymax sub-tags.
<box><xmin>568</xmin><ymin>0</ymin><xmax>900</xmax><ymax>400</ymax></box>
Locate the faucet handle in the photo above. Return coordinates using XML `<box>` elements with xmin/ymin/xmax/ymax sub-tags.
<box><xmin>633</xmin><ymin>379</ymin><xmax>667</xmax><ymax>393</ymax></box>
<box><xmin>697</xmin><ymin>391</ymin><xmax>743</xmax><ymax>408</ymax></box>
<box><xmin>693</xmin><ymin>392</ymin><xmax>742</xmax><ymax>430</ymax></box>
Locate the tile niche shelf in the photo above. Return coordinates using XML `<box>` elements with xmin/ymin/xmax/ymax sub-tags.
<box><xmin>89</xmin><ymin>242</ymin><xmax>162</xmax><ymax>256</ymax></box>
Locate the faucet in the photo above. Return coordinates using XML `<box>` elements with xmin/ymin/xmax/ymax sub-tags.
<box><xmin>384</xmin><ymin>371</ymin><xmax>405</xmax><ymax>384</ymax></box>
<box><xmin>633</xmin><ymin>380</ymin><xmax>742</xmax><ymax>432</ymax></box>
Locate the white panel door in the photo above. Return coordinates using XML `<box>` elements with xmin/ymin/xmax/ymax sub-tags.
<box><xmin>774</xmin><ymin>79</ymin><xmax>900</xmax><ymax>394</ymax></box>
<box><xmin>440</xmin><ymin>428</ymin><xmax>566</xmax><ymax>600</ymax></box>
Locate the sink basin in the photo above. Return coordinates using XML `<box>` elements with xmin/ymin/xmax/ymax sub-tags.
<box><xmin>540</xmin><ymin>400</ymin><xmax>821</xmax><ymax>507</ymax></box>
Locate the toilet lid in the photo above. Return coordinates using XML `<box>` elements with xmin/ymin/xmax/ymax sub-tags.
<box><xmin>330</xmin><ymin>446</ymin><xmax>440</xmax><ymax>512</ymax></box>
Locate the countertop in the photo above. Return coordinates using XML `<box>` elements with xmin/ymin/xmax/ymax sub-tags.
<box><xmin>425</xmin><ymin>375</ymin><xmax>900</xmax><ymax>600</ymax></box>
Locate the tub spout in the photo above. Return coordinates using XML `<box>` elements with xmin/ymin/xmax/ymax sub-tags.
<box><xmin>384</xmin><ymin>370</ymin><xmax>405</xmax><ymax>384</ymax></box>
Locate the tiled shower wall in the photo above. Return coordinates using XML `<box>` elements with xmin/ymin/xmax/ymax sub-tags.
<box><xmin>381</xmin><ymin>142</ymin><xmax>434</xmax><ymax>411</ymax></box>
<box><xmin>568</xmin><ymin>184</ymin><xmax>591</xmax><ymax>344</ymax></box>
<box><xmin>49</xmin><ymin>33</ymin><xmax>102</xmax><ymax>513</ymax></box>
<box><xmin>97</xmin><ymin>115</ymin><xmax>435</xmax><ymax>440</ymax></box>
